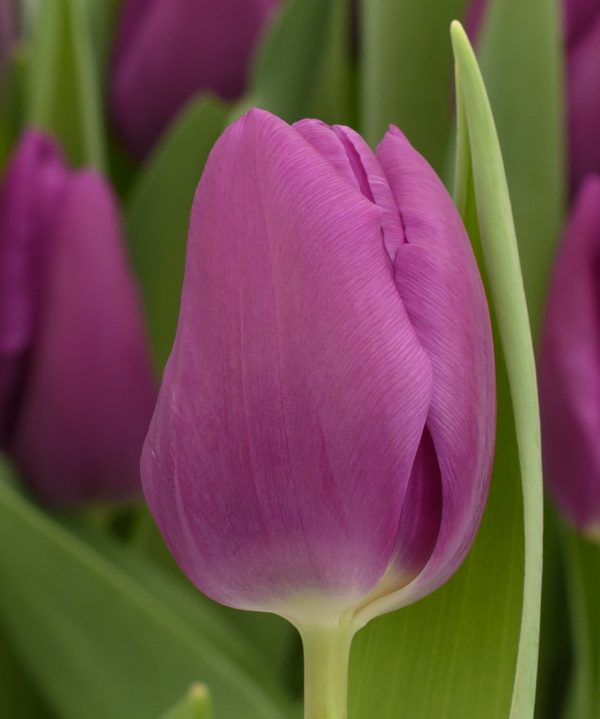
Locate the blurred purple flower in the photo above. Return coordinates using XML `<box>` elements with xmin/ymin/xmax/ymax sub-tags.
<box><xmin>141</xmin><ymin>109</ymin><xmax>495</xmax><ymax>624</ymax></box>
<box><xmin>110</xmin><ymin>0</ymin><xmax>280</xmax><ymax>159</ymax></box>
<box><xmin>466</xmin><ymin>0</ymin><xmax>600</xmax><ymax>194</ymax></box>
<box><xmin>540</xmin><ymin>176</ymin><xmax>600</xmax><ymax>537</ymax></box>
<box><xmin>0</xmin><ymin>131</ymin><xmax>156</xmax><ymax>506</ymax></box>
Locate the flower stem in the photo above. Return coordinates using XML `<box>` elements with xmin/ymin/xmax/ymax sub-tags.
<box><xmin>300</xmin><ymin>623</ymin><xmax>354</xmax><ymax>719</ymax></box>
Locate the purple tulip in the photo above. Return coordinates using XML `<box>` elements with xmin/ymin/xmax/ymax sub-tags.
<box><xmin>110</xmin><ymin>0</ymin><xmax>280</xmax><ymax>159</ymax></box>
<box><xmin>141</xmin><ymin>109</ymin><xmax>495</xmax><ymax>625</ymax></box>
<box><xmin>540</xmin><ymin>176</ymin><xmax>600</xmax><ymax>537</ymax></box>
<box><xmin>0</xmin><ymin>131</ymin><xmax>156</xmax><ymax>506</ymax></box>
<box><xmin>567</xmin><ymin>2</ymin><xmax>600</xmax><ymax>192</ymax></box>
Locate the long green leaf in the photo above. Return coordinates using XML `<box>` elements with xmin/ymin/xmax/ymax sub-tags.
<box><xmin>360</xmin><ymin>0</ymin><xmax>466</xmax><ymax>165</ymax></box>
<box><xmin>347</xmin><ymin>20</ymin><xmax>542</xmax><ymax>719</ymax></box>
<box><xmin>126</xmin><ymin>96</ymin><xmax>228</xmax><ymax>370</ymax></box>
<box><xmin>475</xmin><ymin>0</ymin><xmax>565</xmax><ymax>334</ymax></box>
<box><xmin>0</xmin><ymin>472</ymin><xmax>290</xmax><ymax>719</ymax></box>
<box><xmin>452</xmin><ymin>21</ymin><xmax>543</xmax><ymax>718</ymax></box>
<box><xmin>25</xmin><ymin>0</ymin><xmax>105</xmax><ymax>167</ymax></box>
<box><xmin>243</xmin><ymin>0</ymin><xmax>351</xmax><ymax>125</ymax></box>
<box><xmin>160</xmin><ymin>685</ymin><xmax>212</xmax><ymax>719</ymax></box>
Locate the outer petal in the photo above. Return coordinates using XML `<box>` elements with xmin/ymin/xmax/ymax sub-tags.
<box><xmin>362</xmin><ymin>127</ymin><xmax>495</xmax><ymax>614</ymax></box>
<box><xmin>9</xmin><ymin>171</ymin><xmax>156</xmax><ymax>506</ymax></box>
<box><xmin>568</xmin><ymin>12</ymin><xmax>600</xmax><ymax>192</ymax></box>
<box><xmin>0</xmin><ymin>132</ymin><xmax>67</xmax><ymax>441</ymax></box>
<box><xmin>141</xmin><ymin>109</ymin><xmax>433</xmax><ymax>613</ymax></box>
<box><xmin>566</xmin><ymin>0</ymin><xmax>600</xmax><ymax>46</ymax></box>
<box><xmin>111</xmin><ymin>0</ymin><xmax>279</xmax><ymax>158</ymax></box>
<box><xmin>539</xmin><ymin>177</ymin><xmax>600</xmax><ymax>532</ymax></box>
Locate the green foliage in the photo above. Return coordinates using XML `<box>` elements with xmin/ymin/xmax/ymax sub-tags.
<box><xmin>126</xmin><ymin>97</ymin><xmax>228</xmax><ymax>371</ymax></box>
<box><xmin>0</xmin><ymin>471</ymin><xmax>292</xmax><ymax>719</ymax></box>
<box><xmin>25</xmin><ymin>0</ymin><xmax>105</xmax><ymax>168</ymax></box>
<box><xmin>360</xmin><ymin>0</ymin><xmax>467</xmax><ymax>166</ymax></box>
<box><xmin>160</xmin><ymin>684</ymin><xmax>212</xmax><ymax>719</ymax></box>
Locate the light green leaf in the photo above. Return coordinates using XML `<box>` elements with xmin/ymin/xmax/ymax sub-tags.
<box><xmin>243</xmin><ymin>0</ymin><xmax>351</xmax><ymax>124</ymax></box>
<box><xmin>360</xmin><ymin>0</ymin><xmax>467</xmax><ymax>166</ymax></box>
<box><xmin>452</xmin><ymin>21</ymin><xmax>542</xmax><ymax>717</ymax></box>
<box><xmin>25</xmin><ymin>0</ymin><xmax>105</xmax><ymax>168</ymax></box>
<box><xmin>0</xmin><ymin>471</ymin><xmax>291</xmax><ymax>719</ymax></box>
<box><xmin>160</xmin><ymin>684</ymin><xmax>212</xmax><ymax>719</ymax></box>
<box><xmin>475</xmin><ymin>0</ymin><xmax>565</xmax><ymax>334</ymax></box>
<box><xmin>126</xmin><ymin>96</ymin><xmax>228</xmax><ymax>371</ymax></box>
<box><xmin>347</xmin><ymin>20</ymin><xmax>542</xmax><ymax>719</ymax></box>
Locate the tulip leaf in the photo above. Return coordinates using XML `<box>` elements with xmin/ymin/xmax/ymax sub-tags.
<box><xmin>475</xmin><ymin>0</ymin><xmax>565</xmax><ymax>335</ymax></box>
<box><xmin>126</xmin><ymin>96</ymin><xmax>228</xmax><ymax>371</ymax></box>
<box><xmin>0</xmin><ymin>630</ymin><xmax>55</xmax><ymax>719</ymax></box>
<box><xmin>160</xmin><ymin>684</ymin><xmax>212</xmax><ymax>719</ymax></box>
<box><xmin>244</xmin><ymin>0</ymin><xmax>351</xmax><ymax>125</ymax></box>
<box><xmin>0</xmin><ymin>470</ymin><xmax>291</xmax><ymax>719</ymax></box>
<box><xmin>347</xmin><ymin>21</ymin><xmax>542</xmax><ymax>719</ymax></box>
<box><xmin>561</xmin><ymin>529</ymin><xmax>600</xmax><ymax>719</ymax></box>
<box><xmin>360</xmin><ymin>0</ymin><xmax>467</xmax><ymax>168</ymax></box>
<box><xmin>25</xmin><ymin>0</ymin><xmax>105</xmax><ymax>168</ymax></box>
<box><xmin>452</xmin><ymin>21</ymin><xmax>543</xmax><ymax>717</ymax></box>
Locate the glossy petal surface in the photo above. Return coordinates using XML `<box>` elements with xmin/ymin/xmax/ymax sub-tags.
<box><xmin>539</xmin><ymin>177</ymin><xmax>600</xmax><ymax>532</ymax></box>
<box><xmin>111</xmin><ymin>0</ymin><xmax>279</xmax><ymax>157</ymax></box>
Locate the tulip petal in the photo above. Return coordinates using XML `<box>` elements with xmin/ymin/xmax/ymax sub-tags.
<box><xmin>111</xmin><ymin>0</ymin><xmax>279</xmax><ymax>157</ymax></box>
<box><xmin>9</xmin><ymin>171</ymin><xmax>156</xmax><ymax>505</ymax></box>
<box><xmin>568</xmin><ymin>12</ymin><xmax>600</xmax><ymax>192</ymax></box>
<box><xmin>539</xmin><ymin>177</ymin><xmax>600</xmax><ymax>531</ymax></box>
<box><xmin>359</xmin><ymin>127</ymin><xmax>495</xmax><ymax>615</ymax></box>
<box><xmin>0</xmin><ymin>132</ymin><xmax>67</xmax><ymax>441</ymax></box>
<box><xmin>142</xmin><ymin>109</ymin><xmax>433</xmax><ymax>613</ymax></box>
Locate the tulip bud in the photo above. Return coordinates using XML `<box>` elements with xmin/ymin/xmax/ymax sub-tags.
<box><xmin>0</xmin><ymin>131</ymin><xmax>156</xmax><ymax>506</ymax></box>
<box><xmin>539</xmin><ymin>176</ymin><xmax>600</xmax><ymax>539</ymax></box>
<box><xmin>141</xmin><ymin>109</ymin><xmax>495</xmax><ymax>631</ymax></box>
<box><xmin>110</xmin><ymin>0</ymin><xmax>280</xmax><ymax>158</ymax></box>
<box><xmin>567</xmin><ymin>2</ymin><xmax>600</xmax><ymax>192</ymax></box>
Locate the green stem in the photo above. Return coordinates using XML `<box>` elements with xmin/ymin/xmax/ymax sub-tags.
<box><xmin>300</xmin><ymin>623</ymin><xmax>353</xmax><ymax>719</ymax></box>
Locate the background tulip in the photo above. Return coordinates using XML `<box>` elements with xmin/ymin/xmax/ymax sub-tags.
<box><xmin>539</xmin><ymin>176</ymin><xmax>600</xmax><ymax>538</ymax></box>
<box><xmin>0</xmin><ymin>131</ymin><xmax>156</xmax><ymax>505</ymax></box>
<box><xmin>110</xmin><ymin>0</ymin><xmax>280</xmax><ymax>158</ymax></box>
<box><xmin>141</xmin><ymin>109</ymin><xmax>495</xmax><ymax>628</ymax></box>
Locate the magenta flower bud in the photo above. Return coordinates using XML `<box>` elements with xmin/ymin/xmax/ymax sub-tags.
<box><xmin>567</xmin><ymin>2</ymin><xmax>600</xmax><ymax>192</ymax></box>
<box><xmin>141</xmin><ymin>109</ymin><xmax>495</xmax><ymax>628</ymax></box>
<box><xmin>0</xmin><ymin>131</ymin><xmax>156</xmax><ymax>506</ymax></box>
<box><xmin>110</xmin><ymin>0</ymin><xmax>279</xmax><ymax>158</ymax></box>
<box><xmin>539</xmin><ymin>176</ymin><xmax>600</xmax><ymax>538</ymax></box>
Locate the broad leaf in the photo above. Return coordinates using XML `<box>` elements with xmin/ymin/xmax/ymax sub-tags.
<box><xmin>243</xmin><ymin>0</ymin><xmax>351</xmax><ymax>125</ymax></box>
<box><xmin>360</xmin><ymin>0</ymin><xmax>467</xmax><ymax>167</ymax></box>
<box><xmin>0</xmin><ymin>471</ymin><xmax>291</xmax><ymax>719</ymax></box>
<box><xmin>126</xmin><ymin>96</ymin><xmax>228</xmax><ymax>370</ymax></box>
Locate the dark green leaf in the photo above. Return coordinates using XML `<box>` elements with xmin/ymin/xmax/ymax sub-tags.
<box><xmin>0</xmin><ymin>471</ymin><xmax>291</xmax><ymax>719</ymax></box>
<box><xmin>125</xmin><ymin>96</ymin><xmax>228</xmax><ymax>370</ymax></box>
